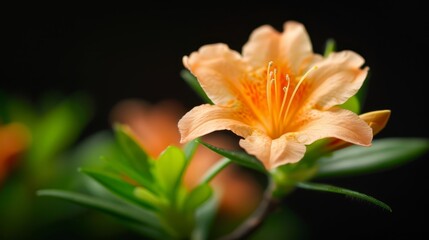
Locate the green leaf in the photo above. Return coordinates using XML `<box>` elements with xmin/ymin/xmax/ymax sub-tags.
<box><xmin>199</xmin><ymin>158</ymin><xmax>231</xmax><ymax>184</ymax></box>
<box><xmin>184</xmin><ymin>138</ymin><xmax>199</xmax><ymax>162</ymax></box>
<box><xmin>191</xmin><ymin>192</ymin><xmax>219</xmax><ymax>240</ymax></box>
<box><xmin>102</xmin><ymin>155</ymin><xmax>156</xmax><ymax>193</ymax></box>
<box><xmin>113</xmin><ymin>124</ymin><xmax>152</xmax><ymax>179</ymax></box>
<box><xmin>198</xmin><ymin>140</ymin><xmax>266</xmax><ymax>173</ymax></box>
<box><xmin>27</xmin><ymin>93</ymin><xmax>92</xmax><ymax>169</ymax></box>
<box><xmin>340</xmin><ymin>95</ymin><xmax>360</xmax><ymax>114</ymax></box>
<box><xmin>80</xmin><ymin>168</ymin><xmax>157</xmax><ymax>210</ymax></box>
<box><xmin>296</xmin><ymin>182</ymin><xmax>392</xmax><ymax>212</ymax></box>
<box><xmin>183</xmin><ymin>184</ymin><xmax>213</xmax><ymax>212</ymax></box>
<box><xmin>323</xmin><ymin>38</ymin><xmax>336</xmax><ymax>57</ymax></box>
<box><xmin>37</xmin><ymin>190</ymin><xmax>156</xmax><ymax>224</ymax></box>
<box><xmin>180</xmin><ymin>69</ymin><xmax>213</xmax><ymax>104</ymax></box>
<box><xmin>134</xmin><ymin>187</ymin><xmax>167</xmax><ymax>209</ymax></box>
<box><xmin>316</xmin><ymin>138</ymin><xmax>429</xmax><ymax>179</ymax></box>
<box><xmin>37</xmin><ymin>190</ymin><xmax>168</xmax><ymax>239</ymax></box>
<box><xmin>355</xmin><ymin>72</ymin><xmax>370</xmax><ymax>107</ymax></box>
<box><xmin>155</xmin><ymin>146</ymin><xmax>187</xmax><ymax>196</ymax></box>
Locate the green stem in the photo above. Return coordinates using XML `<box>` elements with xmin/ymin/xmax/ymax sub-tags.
<box><xmin>199</xmin><ymin>158</ymin><xmax>231</xmax><ymax>184</ymax></box>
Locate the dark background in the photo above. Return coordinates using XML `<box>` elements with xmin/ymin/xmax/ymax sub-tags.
<box><xmin>2</xmin><ymin>5</ymin><xmax>428</xmax><ymax>239</ymax></box>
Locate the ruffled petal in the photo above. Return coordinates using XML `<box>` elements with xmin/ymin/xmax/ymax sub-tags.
<box><xmin>269</xmin><ymin>134</ymin><xmax>307</xmax><ymax>169</ymax></box>
<box><xmin>303</xmin><ymin>51</ymin><xmax>368</xmax><ymax>110</ymax></box>
<box><xmin>239</xmin><ymin>131</ymin><xmax>306</xmax><ymax>170</ymax></box>
<box><xmin>179</xmin><ymin>104</ymin><xmax>252</xmax><ymax>143</ymax></box>
<box><xmin>183</xmin><ymin>44</ymin><xmax>246</xmax><ymax>106</ymax></box>
<box><xmin>327</xmin><ymin>109</ymin><xmax>391</xmax><ymax>150</ymax></box>
<box><xmin>279</xmin><ymin>21</ymin><xmax>317</xmax><ymax>75</ymax></box>
<box><xmin>242</xmin><ymin>25</ymin><xmax>280</xmax><ymax>69</ymax></box>
<box><xmin>292</xmin><ymin>108</ymin><xmax>373</xmax><ymax>146</ymax></box>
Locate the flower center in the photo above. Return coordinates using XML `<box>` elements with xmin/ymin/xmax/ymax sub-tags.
<box><xmin>264</xmin><ymin>61</ymin><xmax>317</xmax><ymax>138</ymax></box>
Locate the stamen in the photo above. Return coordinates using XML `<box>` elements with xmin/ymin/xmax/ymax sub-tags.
<box><xmin>283</xmin><ymin>66</ymin><xmax>318</xmax><ymax>122</ymax></box>
<box><xmin>266</xmin><ymin>62</ymin><xmax>274</xmax><ymax>116</ymax></box>
<box><xmin>273</xmin><ymin>68</ymin><xmax>279</xmax><ymax>107</ymax></box>
<box><xmin>279</xmin><ymin>74</ymin><xmax>291</xmax><ymax>121</ymax></box>
<box><xmin>266</xmin><ymin>61</ymin><xmax>273</xmax><ymax>90</ymax></box>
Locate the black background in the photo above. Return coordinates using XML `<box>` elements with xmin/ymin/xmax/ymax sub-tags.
<box><xmin>2</xmin><ymin>5</ymin><xmax>428</xmax><ymax>239</ymax></box>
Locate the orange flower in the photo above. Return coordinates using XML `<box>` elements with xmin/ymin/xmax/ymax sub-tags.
<box><xmin>0</xmin><ymin>123</ymin><xmax>30</xmax><ymax>186</ymax></box>
<box><xmin>179</xmin><ymin>21</ymin><xmax>385</xmax><ymax>170</ymax></box>
<box><xmin>111</xmin><ymin>99</ymin><xmax>261</xmax><ymax>219</ymax></box>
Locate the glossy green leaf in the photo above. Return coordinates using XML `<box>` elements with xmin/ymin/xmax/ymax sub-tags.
<box><xmin>296</xmin><ymin>182</ymin><xmax>392</xmax><ymax>212</ymax></box>
<box><xmin>180</xmin><ymin>69</ymin><xmax>213</xmax><ymax>104</ymax></box>
<box><xmin>316</xmin><ymin>138</ymin><xmax>429</xmax><ymax>179</ymax></box>
<box><xmin>80</xmin><ymin>168</ymin><xmax>156</xmax><ymax>210</ymax></box>
<box><xmin>155</xmin><ymin>146</ymin><xmax>187</xmax><ymax>195</ymax></box>
<box><xmin>113</xmin><ymin>124</ymin><xmax>152</xmax><ymax>179</ymax></box>
<box><xmin>340</xmin><ymin>95</ymin><xmax>360</xmax><ymax>114</ymax></box>
<box><xmin>199</xmin><ymin>158</ymin><xmax>231</xmax><ymax>184</ymax></box>
<box><xmin>183</xmin><ymin>184</ymin><xmax>213</xmax><ymax>212</ymax></box>
<box><xmin>37</xmin><ymin>190</ymin><xmax>168</xmax><ymax>239</ymax></box>
<box><xmin>198</xmin><ymin>140</ymin><xmax>266</xmax><ymax>173</ymax></box>
<box><xmin>323</xmin><ymin>38</ymin><xmax>336</xmax><ymax>57</ymax></box>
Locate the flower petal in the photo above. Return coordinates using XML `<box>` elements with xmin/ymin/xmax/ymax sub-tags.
<box><xmin>304</xmin><ymin>51</ymin><xmax>368</xmax><ymax>110</ymax></box>
<box><xmin>179</xmin><ymin>104</ymin><xmax>252</xmax><ymax>143</ymax></box>
<box><xmin>239</xmin><ymin>131</ymin><xmax>306</xmax><ymax>170</ymax></box>
<box><xmin>270</xmin><ymin>134</ymin><xmax>307</xmax><ymax>169</ymax></box>
<box><xmin>292</xmin><ymin>108</ymin><xmax>373</xmax><ymax>146</ymax></box>
<box><xmin>279</xmin><ymin>21</ymin><xmax>318</xmax><ymax>74</ymax></box>
<box><xmin>242</xmin><ymin>25</ymin><xmax>280</xmax><ymax>69</ymax></box>
<box><xmin>359</xmin><ymin>110</ymin><xmax>391</xmax><ymax>136</ymax></box>
<box><xmin>327</xmin><ymin>110</ymin><xmax>391</xmax><ymax>151</ymax></box>
<box><xmin>183</xmin><ymin>44</ymin><xmax>246</xmax><ymax>106</ymax></box>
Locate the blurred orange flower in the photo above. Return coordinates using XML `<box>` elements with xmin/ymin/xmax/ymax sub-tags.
<box><xmin>0</xmin><ymin>123</ymin><xmax>30</xmax><ymax>186</ymax></box>
<box><xmin>179</xmin><ymin>21</ymin><xmax>384</xmax><ymax>170</ymax></box>
<box><xmin>111</xmin><ymin>99</ymin><xmax>262</xmax><ymax>219</ymax></box>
